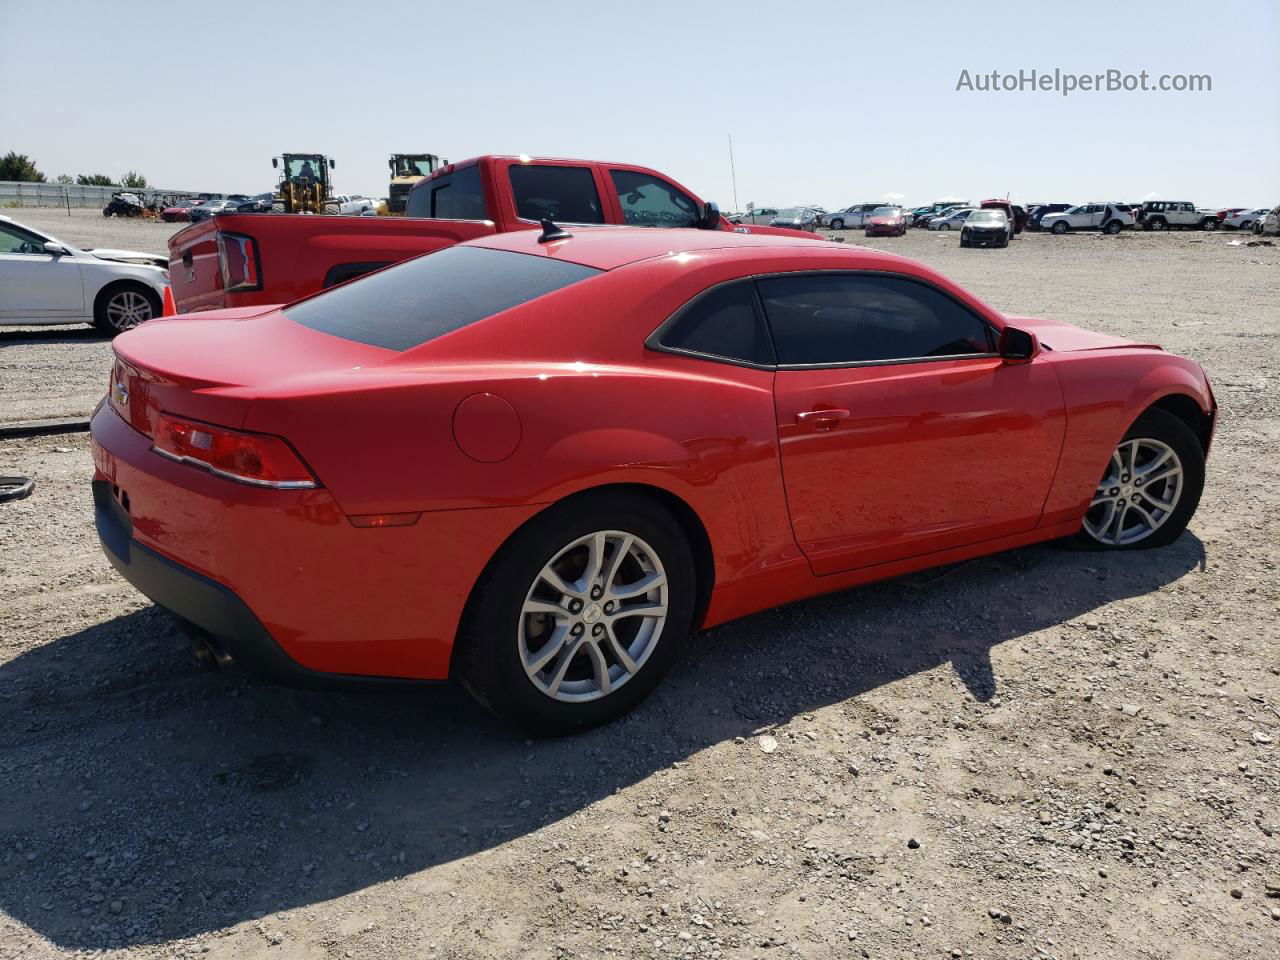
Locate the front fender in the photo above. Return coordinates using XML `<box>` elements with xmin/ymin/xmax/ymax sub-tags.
<box><xmin>1040</xmin><ymin>350</ymin><xmax>1212</xmax><ymax>526</ymax></box>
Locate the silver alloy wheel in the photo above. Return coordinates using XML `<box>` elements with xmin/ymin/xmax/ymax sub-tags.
<box><xmin>105</xmin><ymin>290</ymin><xmax>154</xmax><ymax>331</ymax></box>
<box><xmin>519</xmin><ymin>530</ymin><xmax>669</xmax><ymax>702</ymax></box>
<box><xmin>1083</xmin><ymin>438</ymin><xmax>1184</xmax><ymax>546</ymax></box>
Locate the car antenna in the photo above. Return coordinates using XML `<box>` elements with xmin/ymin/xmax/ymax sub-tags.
<box><xmin>538</xmin><ymin>218</ymin><xmax>573</xmax><ymax>243</ymax></box>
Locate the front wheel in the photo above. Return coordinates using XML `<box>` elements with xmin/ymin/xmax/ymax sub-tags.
<box><xmin>456</xmin><ymin>494</ymin><xmax>697</xmax><ymax>735</ymax></box>
<box><xmin>1052</xmin><ymin>221</ymin><xmax>1069</xmax><ymax>234</ymax></box>
<box><xmin>1202</xmin><ymin>218</ymin><xmax>1219</xmax><ymax>231</ymax></box>
<box><xmin>94</xmin><ymin>284</ymin><xmax>159</xmax><ymax>335</ymax></box>
<box><xmin>1078</xmin><ymin>409</ymin><xmax>1204</xmax><ymax>550</ymax></box>
<box><xmin>938</xmin><ymin>222</ymin><xmax>950</xmax><ymax>231</ymax></box>
<box><xmin>830</xmin><ymin>218</ymin><xmax>844</xmax><ymax>230</ymax></box>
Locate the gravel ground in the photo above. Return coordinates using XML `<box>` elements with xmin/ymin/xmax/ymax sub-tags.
<box><xmin>1</xmin><ymin>212</ymin><xmax>1278</xmax><ymax>960</ymax></box>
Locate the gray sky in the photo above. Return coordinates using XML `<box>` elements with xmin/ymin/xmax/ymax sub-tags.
<box><xmin>2</xmin><ymin>0</ymin><xmax>1276</xmax><ymax>209</ymax></box>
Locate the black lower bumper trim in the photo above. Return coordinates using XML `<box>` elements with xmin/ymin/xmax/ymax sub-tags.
<box><xmin>91</xmin><ymin>480</ymin><xmax>428</xmax><ymax>690</ymax></box>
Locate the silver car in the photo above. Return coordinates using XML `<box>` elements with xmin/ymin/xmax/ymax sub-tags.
<box><xmin>769</xmin><ymin>207</ymin><xmax>820</xmax><ymax>232</ymax></box>
<box><xmin>927</xmin><ymin>207</ymin><xmax>977</xmax><ymax>230</ymax></box>
<box><xmin>822</xmin><ymin>203</ymin><xmax>883</xmax><ymax>230</ymax></box>
<box><xmin>0</xmin><ymin>214</ymin><xmax>169</xmax><ymax>334</ymax></box>
<box><xmin>728</xmin><ymin>207</ymin><xmax>779</xmax><ymax>225</ymax></box>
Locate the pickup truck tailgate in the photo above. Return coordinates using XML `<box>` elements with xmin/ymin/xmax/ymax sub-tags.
<box><xmin>168</xmin><ymin>213</ymin><xmax>498</xmax><ymax>313</ymax></box>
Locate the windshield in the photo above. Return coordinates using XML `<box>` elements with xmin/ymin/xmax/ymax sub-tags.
<box><xmin>393</xmin><ymin>156</ymin><xmax>436</xmax><ymax>177</ymax></box>
<box><xmin>870</xmin><ymin>206</ymin><xmax>900</xmax><ymax>217</ymax></box>
<box><xmin>283</xmin><ymin>156</ymin><xmax>326</xmax><ymax>185</ymax></box>
<box><xmin>776</xmin><ymin>208</ymin><xmax>807</xmax><ymax>218</ymax></box>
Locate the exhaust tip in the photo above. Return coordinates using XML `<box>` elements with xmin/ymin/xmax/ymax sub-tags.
<box><xmin>189</xmin><ymin>633</ymin><xmax>233</xmax><ymax>671</ymax></box>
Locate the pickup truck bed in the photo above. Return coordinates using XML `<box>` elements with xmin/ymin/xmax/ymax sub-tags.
<box><xmin>169</xmin><ymin>214</ymin><xmax>493</xmax><ymax>312</ymax></box>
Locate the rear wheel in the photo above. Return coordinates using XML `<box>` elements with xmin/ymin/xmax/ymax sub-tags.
<box><xmin>456</xmin><ymin>493</ymin><xmax>697</xmax><ymax>735</ymax></box>
<box><xmin>1077</xmin><ymin>409</ymin><xmax>1204</xmax><ymax>550</ymax></box>
<box><xmin>1104</xmin><ymin>219</ymin><xmax>1122</xmax><ymax>234</ymax></box>
<box><xmin>94</xmin><ymin>284</ymin><xmax>159</xmax><ymax>335</ymax></box>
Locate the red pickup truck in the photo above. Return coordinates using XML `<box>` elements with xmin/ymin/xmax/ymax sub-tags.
<box><xmin>169</xmin><ymin>155</ymin><xmax>820</xmax><ymax>312</ymax></box>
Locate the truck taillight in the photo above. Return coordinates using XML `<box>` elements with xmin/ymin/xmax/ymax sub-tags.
<box><xmin>216</xmin><ymin>232</ymin><xmax>261</xmax><ymax>292</ymax></box>
<box><xmin>152</xmin><ymin>413</ymin><xmax>317</xmax><ymax>489</ymax></box>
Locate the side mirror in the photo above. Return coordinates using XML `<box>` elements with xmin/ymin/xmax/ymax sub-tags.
<box><xmin>271</xmin><ymin>158</ymin><xmax>278</xmax><ymax>169</ymax></box>
<box><xmin>999</xmin><ymin>326</ymin><xmax>1039</xmax><ymax>361</ymax></box>
<box><xmin>699</xmin><ymin>201</ymin><xmax>721</xmax><ymax>230</ymax></box>
<box><xmin>329</xmin><ymin>159</ymin><xmax>336</xmax><ymax>169</ymax></box>
<box><xmin>43</xmin><ymin>241</ymin><xmax>69</xmax><ymax>256</ymax></box>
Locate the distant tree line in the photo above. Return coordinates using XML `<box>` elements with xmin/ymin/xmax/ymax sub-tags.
<box><xmin>0</xmin><ymin>151</ymin><xmax>148</xmax><ymax>189</ymax></box>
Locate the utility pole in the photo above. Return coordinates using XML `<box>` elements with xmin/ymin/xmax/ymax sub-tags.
<box><xmin>728</xmin><ymin>134</ymin><xmax>739</xmax><ymax>214</ymax></box>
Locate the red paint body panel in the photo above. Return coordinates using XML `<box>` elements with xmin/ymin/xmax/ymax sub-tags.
<box><xmin>94</xmin><ymin>228</ymin><xmax>1214</xmax><ymax>681</ymax></box>
<box><xmin>167</xmin><ymin>156</ymin><xmax>823</xmax><ymax>313</ymax></box>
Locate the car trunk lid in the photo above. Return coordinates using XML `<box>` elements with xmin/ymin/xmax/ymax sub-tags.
<box><xmin>109</xmin><ymin>307</ymin><xmax>392</xmax><ymax>435</ymax></box>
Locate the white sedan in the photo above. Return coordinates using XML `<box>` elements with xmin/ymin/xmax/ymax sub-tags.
<box><xmin>0</xmin><ymin>215</ymin><xmax>169</xmax><ymax>334</ymax></box>
<box><xmin>1225</xmin><ymin>208</ymin><xmax>1268</xmax><ymax>230</ymax></box>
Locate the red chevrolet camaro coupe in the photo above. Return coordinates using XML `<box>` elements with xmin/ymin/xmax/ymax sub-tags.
<box><xmin>90</xmin><ymin>226</ymin><xmax>1215</xmax><ymax>733</ymax></box>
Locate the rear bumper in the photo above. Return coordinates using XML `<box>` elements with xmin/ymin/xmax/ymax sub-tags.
<box><xmin>89</xmin><ymin>401</ymin><xmax>542</xmax><ymax>682</ymax></box>
<box><xmin>93</xmin><ymin>478</ymin><xmax>325</xmax><ymax>684</ymax></box>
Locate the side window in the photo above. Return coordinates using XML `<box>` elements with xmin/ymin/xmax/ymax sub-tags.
<box><xmin>509</xmin><ymin>164</ymin><xmax>604</xmax><ymax>224</ymax></box>
<box><xmin>656</xmin><ymin>282</ymin><xmax>774</xmax><ymax>366</ymax></box>
<box><xmin>0</xmin><ymin>223</ymin><xmax>44</xmax><ymax>254</ymax></box>
<box><xmin>757</xmin><ymin>274</ymin><xmax>995</xmax><ymax>366</ymax></box>
<box><xmin>405</xmin><ymin>165</ymin><xmax>487</xmax><ymax>220</ymax></box>
<box><xmin>610</xmin><ymin>170</ymin><xmax>701</xmax><ymax>228</ymax></box>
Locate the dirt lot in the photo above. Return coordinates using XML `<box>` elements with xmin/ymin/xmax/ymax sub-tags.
<box><xmin>1</xmin><ymin>211</ymin><xmax>1278</xmax><ymax>960</ymax></box>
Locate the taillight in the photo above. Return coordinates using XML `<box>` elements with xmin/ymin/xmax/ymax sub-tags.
<box><xmin>152</xmin><ymin>413</ymin><xmax>317</xmax><ymax>489</ymax></box>
<box><xmin>216</xmin><ymin>232</ymin><xmax>261</xmax><ymax>292</ymax></box>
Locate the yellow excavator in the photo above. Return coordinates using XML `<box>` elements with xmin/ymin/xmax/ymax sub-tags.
<box><xmin>380</xmin><ymin>153</ymin><xmax>445</xmax><ymax>215</ymax></box>
<box><xmin>272</xmin><ymin>153</ymin><xmax>336</xmax><ymax>214</ymax></box>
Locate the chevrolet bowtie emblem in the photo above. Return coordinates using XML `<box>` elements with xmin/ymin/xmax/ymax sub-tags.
<box><xmin>113</xmin><ymin>382</ymin><xmax>128</xmax><ymax>405</ymax></box>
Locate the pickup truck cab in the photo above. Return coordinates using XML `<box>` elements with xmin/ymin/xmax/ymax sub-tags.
<box><xmin>169</xmin><ymin>155</ymin><xmax>817</xmax><ymax>313</ymax></box>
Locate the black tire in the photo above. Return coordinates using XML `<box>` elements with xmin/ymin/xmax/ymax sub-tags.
<box><xmin>830</xmin><ymin>218</ymin><xmax>844</xmax><ymax>230</ymax></box>
<box><xmin>1075</xmin><ymin>408</ymin><xmax>1205</xmax><ymax>551</ymax></box>
<box><xmin>1147</xmin><ymin>218</ymin><xmax>1167</xmax><ymax>232</ymax></box>
<box><xmin>93</xmin><ymin>283</ymin><xmax>161</xmax><ymax>336</ymax></box>
<box><xmin>1052</xmin><ymin>220</ymin><xmax>1069</xmax><ymax>234</ymax></box>
<box><xmin>1104</xmin><ymin>220</ymin><xmax>1122</xmax><ymax>235</ymax></box>
<box><xmin>455</xmin><ymin>492</ymin><xmax>697</xmax><ymax>736</ymax></box>
<box><xmin>999</xmin><ymin>235</ymin><xmax>1009</xmax><ymax>248</ymax></box>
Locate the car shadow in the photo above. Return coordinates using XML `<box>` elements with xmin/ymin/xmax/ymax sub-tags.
<box><xmin>0</xmin><ymin>325</ymin><xmax>107</xmax><ymax>345</ymax></box>
<box><xmin>0</xmin><ymin>533</ymin><xmax>1205</xmax><ymax>949</ymax></box>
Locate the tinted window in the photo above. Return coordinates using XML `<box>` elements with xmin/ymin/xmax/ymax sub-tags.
<box><xmin>658</xmin><ymin>282</ymin><xmax>774</xmax><ymax>366</ymax></box>
<box><xmin>611</xmin><ymin>170</ymin><xmax>700</xmax><ymax>227</ymax></box>
<box><xmin>288</xmin><ymin>246</ymin><xmax>600</xmax><ymax>351</ymax></box>
<box><xmin>509</xmin><ymin>165</ymin><xmax>604</xmax><ymax>224</ymax></box>
<box><xmin>404</xmin><ymin>165</ymin><xmax>487</xmax><ymax>220</ymax></box>
<box><xmin>757</xmin><ymin>274</ymin><xmax>995</xmax><ymax>366</ymax></box>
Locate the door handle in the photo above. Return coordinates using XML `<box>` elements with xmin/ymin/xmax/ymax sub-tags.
<box><xmin>795</xmin><ymin>408</ymin><xmax>850</xmax><ymax>429</ymax></box>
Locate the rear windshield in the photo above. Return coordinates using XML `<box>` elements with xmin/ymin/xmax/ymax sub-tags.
<box><xmin>287</xmin><ymin>246</ymin><xmax>601</xmax><ymax>351</ymax></box>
